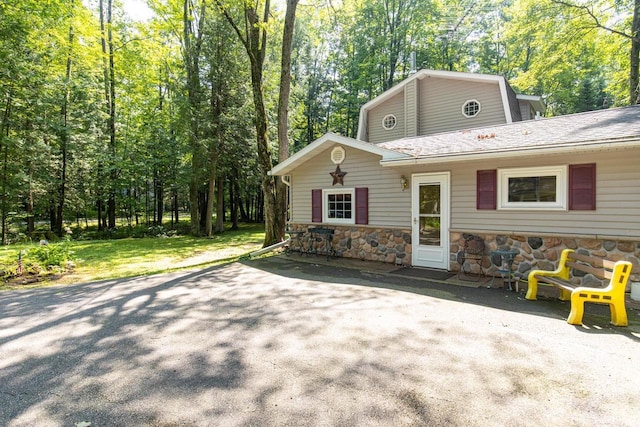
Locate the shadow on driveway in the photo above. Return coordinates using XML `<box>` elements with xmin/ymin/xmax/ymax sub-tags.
<box><xmin>1</xmin><ymin>257</ymin><xmax>639</xmax><ymax>426</ymax></box>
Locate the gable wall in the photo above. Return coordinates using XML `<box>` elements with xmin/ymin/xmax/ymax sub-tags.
<box><xmin>419</xmin><ymin>77</ymin><xmax>507</xmax><ymax>135</ymax></box>
<box><xmin>290</xmin><ymin>145</ymin><xmax>411</xmax><ymax>228</ymax></box>
<box><xmin>367</xmin><ymin>92</ymin><xmax>405</xmax><ymax>144</ymax></box>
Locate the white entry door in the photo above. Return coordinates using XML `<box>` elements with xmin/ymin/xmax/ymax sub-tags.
<box><xmin>412</xmin><ymin>172</ymin><xmax>450</xmax><ymax>269</ymax></box>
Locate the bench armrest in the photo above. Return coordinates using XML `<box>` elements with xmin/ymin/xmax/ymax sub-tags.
<box><xmin>525</xmin><ymin>249</ymin><xmax>575</xmax><ymax>300</ymax></box>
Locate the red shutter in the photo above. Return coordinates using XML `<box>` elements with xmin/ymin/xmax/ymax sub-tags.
<box><xmin>477</xmin><ymin>170</ymin><xmax>497</xmax><ymax>210</ymax></box>
<box><xmin>355</xmin><ymin>187</ymin><xmax>368</xmax><ymax>225</ymax></box>
<box><xmin>569</xmin><ymin>163</ymin><xmax>596</xmax><ymax>210</ymax></box>
<box><xmin>312</xmin><ymin>189</ymin><xmax>322</xmax><ymax>222</ymax></box>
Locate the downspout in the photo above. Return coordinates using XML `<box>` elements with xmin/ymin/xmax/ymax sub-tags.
<box><xmin>281</xmin><ymin>175</ymin><xmax>291</xmax><ymax>230</ymax></box>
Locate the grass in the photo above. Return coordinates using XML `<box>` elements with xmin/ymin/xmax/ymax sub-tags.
<box><xmin>0</xmin><ymin>223</ymin><xmax>265</xmax><ymax>291</ymax></box>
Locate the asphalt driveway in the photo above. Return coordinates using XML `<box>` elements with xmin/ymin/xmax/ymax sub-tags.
<box><xmin>1</xmin><ymin>256</ymin><xmax>639</xmax><ymax>426</ymax></box>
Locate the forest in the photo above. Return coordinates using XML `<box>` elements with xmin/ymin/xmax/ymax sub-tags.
<box><xmin>0</xmin><ymin>0</ymin><xmax>638</xmax><ymax>246</ymax></box>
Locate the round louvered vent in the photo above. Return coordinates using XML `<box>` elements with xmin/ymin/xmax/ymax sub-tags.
<box><xmin>331</xmin><ymin>146</ymin><xmax>346</xmax><ymax>164</ymax></box>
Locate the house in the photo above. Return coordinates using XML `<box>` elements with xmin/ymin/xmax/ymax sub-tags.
<box><xmin>270</xmin><ymin>69</ymin><xmax>640</xmax><ymax>286</ymax></box>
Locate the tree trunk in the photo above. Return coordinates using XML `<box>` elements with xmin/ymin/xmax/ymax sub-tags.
<box><xmin>275</xmin><ymin>0</ymin><xmax>299</xmax><ymax>240</ymax></box>
<box><xmin>215</xmin><ymin>174</ymin><xmax>224</xmax><ymax>233</ymax></box>
<box><xmin>107</xmin><ymin>0</ymin><xmax>117</xmax><ymax>229</ymax></box>
<box><xmin>97</xmin><ymin>197</ymin><xmax>104</xmax><ymax>231</ymax></box>
<box><xmin>0</xmin><ymin>92</ymin><xmax>11</xmax><ymax>245</ymax></box>
<box><xmin>56</xmin><ymin>21</ymin><xmax>74</xmax><ymax>236</ymax></box>
<box><xmin>173</xmin><ymin>189</ymin><xmax>179</xmax><ymax>225</ymax></box>
<box><xmin>27</xmin><ymin>173</ymin><xmax>35</xmax><ymax>235</ymax></box>
<box><xmin>100</xmin><ymin>0</ymin><xmax>117</xmax><ymax>229</ymax></box>
<box><xmin>1</xmin><ymin>133</ymin><xmax>7</xmax><ymax>245</ymax></box>
<box><xmin>205</xmin><ymin>167</ymin><xmax>216</xmax><ymax>236</ymax></box>
<box><xmin>156</xmin><ymin>177</ymin><xmax>164</xmax><ymax>226</ymax></box>
<box><xmin>183</xmin><ymin>0</ymin><xmax>207</xmax><ymax>235</ymax></box>
<box><xmin>230</xmin><ymin>172</ymin><xmax>239</xmax><ymax>230</ymax></box>
<box><xmin>218</xmin><ymin>0</ymin><xmax>286</xmax><ymax>245</ymax></box>
<box><xmin>199</xmin><ymin>190</ymin><xmax>207</xmax><ymax>231</ymax></box>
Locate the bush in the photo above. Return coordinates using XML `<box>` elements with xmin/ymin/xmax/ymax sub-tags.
<box><xmin>29</xmin><ymin>240</ymin><xmax>74</xmax><ymax>269</ymax></box>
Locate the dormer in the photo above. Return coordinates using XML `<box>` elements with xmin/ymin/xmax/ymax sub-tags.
<box><xmin>356</xmin><ymin>69</ymin><xmax>545</xmax><ymax>144</ymax></box>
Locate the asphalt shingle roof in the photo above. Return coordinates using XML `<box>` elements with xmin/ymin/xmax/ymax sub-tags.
<box><xmin>378</xmin><ymin>105</ymin><xmax>640</xmax><ymax>159</ymax></box>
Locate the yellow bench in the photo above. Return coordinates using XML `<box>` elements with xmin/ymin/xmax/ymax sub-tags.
<box><xmin>525</xmin><ymin>249</ymin><xmax>632</xmax><ymax>326</ymax></box>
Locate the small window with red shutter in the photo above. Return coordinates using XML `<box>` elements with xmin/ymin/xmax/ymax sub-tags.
<box><xmin>311</xmin><ymin>188</ymin><xmax>368</xmax><ymax>224</ymax></box>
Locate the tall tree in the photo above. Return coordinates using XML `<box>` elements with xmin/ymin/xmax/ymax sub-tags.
<box><xmin>276</xmin><ymin>0</ymin><xmax>299</xmax><ymax>233</ymax></box>
<box><xmin>182</xmin><ymin>0</ymin><xmax>207</xmax><ymax>235</ymax></box>
<box><xmin>216</xmin><ymin>0</ymin><xmax>287</xmax><ymax>246</ymax></box>
<box><xmin>551</xmin><ymin>0</ymin><xmax>640</xmax><ymax>105</ymax></box>
<box><xmin>55</xmin><ymin>2</ymin><xmax>75</xmax><ymax>236</ymax></box>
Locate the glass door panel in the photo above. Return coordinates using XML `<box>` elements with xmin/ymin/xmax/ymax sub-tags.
<box><xmin>419</xmin><ymin>184</ymin><xmax>441</xmax><ymax>246</ymax></box>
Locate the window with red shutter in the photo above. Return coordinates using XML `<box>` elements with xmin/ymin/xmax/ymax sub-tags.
<box><xmin>477</xmin><ymin>170</ymin><xmax>497</xmax><ymax>210</ymax></box>
<box><xmin>569</xmin><ymin>163</ymin><xmax>596</xmax><ymax>210</ymax></box>
<box><xmin>355</xmin><ymin>187</ymin><xmax>368</xmax><ymax>224</ymax></box>
<box><xmin>311</xmin><ymin>189</ymin><xmax>322</xmax><ymax>222</ymax></box>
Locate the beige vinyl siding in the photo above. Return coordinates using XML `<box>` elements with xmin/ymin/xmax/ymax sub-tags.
<box><xmin>405</xmin><ymin>79</ymin><xmax>418</xmax><ymax>137</ymax></box>
<box><xmin>290</xmin><ymin>145</ymin><xmax>411</xmax><ymax>227</ymax></box>
<box><xmin>448</xmin><ymin>149</ymin><xmax>640</xmax><ymax>238</ymax></box>
<box><xmin>367</xmin><ymin>92</ymin><xmax>405</xmax><ymax>144</ymax></box>
<box><xmin>290</xmin><ymin>145</ymin><xmax>640</xmax><ymax>239</ymax></box>
<box><xmin>419</xmin><ymin>77</ymin><xmax>507</xmax><ymax>135</ymax></box>
<box><xmin>505</xmin><ymin>83</ymin><xmax>522</xmax><ymax>122</ymax></box>
<box><xmin>519</xmin><ymin>101</ymin><xmax>533</xmax><ymax>120</ymax></box>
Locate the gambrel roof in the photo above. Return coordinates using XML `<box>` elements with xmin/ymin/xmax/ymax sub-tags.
<box><xmin>355</xmin><ymin>69</ymin><xmax>545</xmax><ymax>141</ymax></box>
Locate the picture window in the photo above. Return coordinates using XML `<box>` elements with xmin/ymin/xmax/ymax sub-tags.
<box><xmin>498</xmin><ymin>166</ymin><xmax>567</xmax><ymax>210</ymax></box>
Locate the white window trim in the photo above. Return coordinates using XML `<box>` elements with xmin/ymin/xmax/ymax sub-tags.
<box><xmin>462</xmin><ymin>99</ymin><xmax>481</xmax><ymax>118</ymax></box>
<box><xmin>322</xmin><ymin>188</ymin><xmax>355</xmax><ymax>224</ymax></box>
<box><xmin>497</xmin><ymin>166</ymin><xmax>568</xmax><ymax>210</ymax></box>
<box><xmin>382</xmin><ymin>114</ymin><xmax>397</xmax><ymax>130</ymax></box>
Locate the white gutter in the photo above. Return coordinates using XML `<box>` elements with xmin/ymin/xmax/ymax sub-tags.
<box><xmin>379</xmin><ymin>138</ymin><xmax>640</xmax><ymax>167</ymax></box>
<box><xmin>280</xmin><ymin>175</ymin><xmax>291</xmax><ymax>186</ymax></box>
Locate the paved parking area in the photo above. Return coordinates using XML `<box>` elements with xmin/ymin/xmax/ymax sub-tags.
<box><xmin>1</xmin><ymin>256</ymin><xmax>639</xmax><ymax>426</ymax></box>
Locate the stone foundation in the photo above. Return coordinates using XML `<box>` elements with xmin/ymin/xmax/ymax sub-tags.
<box><xmin>288</xmin><ymin>224</ymin><xmax>412</xmax><ymax>265</ymax></box>
<box><xmin>451</xmin><ymin>232</ymin><xmax>640</xmax><ymax>291</ymax></box>
<box><xmin>286</xmin><ymin>225</ymin><xmax>639</xmax><ymax>291</ymax></box>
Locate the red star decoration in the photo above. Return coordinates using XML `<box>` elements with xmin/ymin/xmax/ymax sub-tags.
<box><xmin>330</xmin><ymin>165</ymin><xmax>347</xmax><ymax>186</ymax></box>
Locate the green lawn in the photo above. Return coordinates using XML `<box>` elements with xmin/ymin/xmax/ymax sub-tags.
<box><xmin>0</xmin><ymin>223</ymin><xmax>265</xmax><ymax>290</ymax></box>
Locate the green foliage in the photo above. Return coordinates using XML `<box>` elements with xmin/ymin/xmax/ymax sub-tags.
<box><xmin>0</xmin><ymin>222</ymin><xmax>265</xmax><ymax>287</ymax></box>
<box><xmin>29</xmin><ymin>240</ymin><xmax>74</xmax><ymax>269</ymax></box>
<box><xmin>0</xmin><ymin>0</ymin><xmax>636</xmax><ymax>242</ymax></box>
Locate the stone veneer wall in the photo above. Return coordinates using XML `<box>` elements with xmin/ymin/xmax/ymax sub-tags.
<box><xmin>451</xmin><ymin>232</ymin><xmax>640</xmax><ymax>291</ymax></box>
<box><xmin>288</xmin><ymin>224</ymin><xmax>412</xmax><ymax>265</ymax></box>
<box><xmin>286</xmin><ymin>225</ymin><xmax>639</xmax><ymax>290</ymax></box>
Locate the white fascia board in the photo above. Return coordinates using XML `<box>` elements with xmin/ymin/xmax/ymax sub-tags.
<box><xmin>497</xmin><ymin>78</ymin><xmax>513</xmax><ymax>124</ymax></box>
<box><xmin>268</xmin><ymin>133</ymin><xmax>410</xmax><ymax>176</ymax></box>
<box><xmin>378</xmin><ymin>138</ymin><xmax>640</xmax><ymax>167</ymax></box>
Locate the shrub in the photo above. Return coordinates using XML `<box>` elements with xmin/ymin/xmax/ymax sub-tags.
<box><xmin>29</xmin><ymin>240</ymin><xmax>74</xmax><ymax>269</ymax></box>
